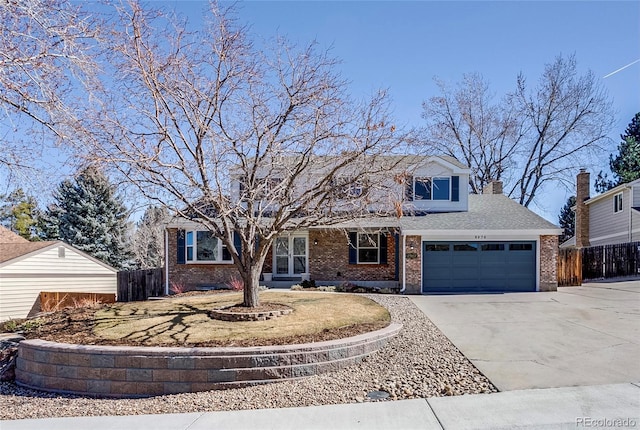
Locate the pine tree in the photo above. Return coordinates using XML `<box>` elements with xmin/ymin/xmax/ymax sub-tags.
<box><xmin>37</xmin><ymin>203</ymin><xmax>62</xmax><ymax>240</ymax></box>
<box><xmin>595</xmin><ymin>112</ymin><xmax>640</xmax><ymax>193</ymax></box>
<box><xmin>132</xmin><ymin>206</ymin><xmax>168</xmax><ymax>269</ymax></box>
<box><xmin>0</xmin><ymin>188</ymin><xmax>39</xmax><ymax>240</ymax></box>
<box><xmin>558</xmin><ymin>195</ymin><xmax>576</xmax><ymax>243</ymax></box>
<box><xmin>42</xmin><ymin>166</ymin><xmax>132</xmax><ymax>269</ymax></box>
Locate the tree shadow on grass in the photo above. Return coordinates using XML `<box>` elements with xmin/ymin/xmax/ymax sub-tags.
<box><xmin>95</xmin><ymin>303</ymin><xmax>211</xmax><ymax>346</ymax></box>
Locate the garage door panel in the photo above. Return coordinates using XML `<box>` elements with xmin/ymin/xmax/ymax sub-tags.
<box><xmin>423</xmin><ymin>241</ymin><xmax>536</xmax><ymax>293</ymax></box>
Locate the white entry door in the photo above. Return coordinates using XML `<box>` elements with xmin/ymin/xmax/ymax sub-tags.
<box><xmin>274</xmin><ymin>236</ymin><xmax>307</xmax><ymax>277</ymax></box>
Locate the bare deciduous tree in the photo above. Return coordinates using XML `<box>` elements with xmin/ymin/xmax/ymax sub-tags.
<box><xmin>422</xmin><ymin>73</ymin><xmax>519</xmax><ymax>194</ymax></box>
<box><xmin>0</xmin><ymin>0</ymin><xmax>99</xmax><ymax>182</ymax></box>
<box><xmin>132</xmin><ymin>206</ymin><xmax>168</xmax><ymax>269</ymax></box>
<box><xmin>422</xmin><ymin>55</ymin><xmax>615</xmax><ymax>207</ymax></box>
<box><xmin>83</xmin><ymin>2</ymin><xmax>409</xmax><ymax>307</ymax></box>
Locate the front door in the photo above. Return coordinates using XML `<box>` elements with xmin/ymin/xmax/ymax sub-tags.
<box><xmin>274</xmin><ymin>236</ymin><xmax>307</xmax><ymax>277</ymax></box>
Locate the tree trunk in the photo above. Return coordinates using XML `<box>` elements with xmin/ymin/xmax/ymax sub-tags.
<box><xmin>242</xmin><ymin>265</ymin><xmax>261</xmax><ymax>307</ymax></box>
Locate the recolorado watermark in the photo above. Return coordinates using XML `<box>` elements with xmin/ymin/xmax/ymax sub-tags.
<box><xmin>576</xmin><ymin>417</ymin><xmax>638</xmax><ymax>428</ymax></box>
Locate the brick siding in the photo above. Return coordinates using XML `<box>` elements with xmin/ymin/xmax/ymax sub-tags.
<box><xmin>308</xmin><ymin>230</ymin><xmax>397</xmax><ymax>284</ymax></box>
<box><xmin>539</xmin><ymin>235</ymin><xmax>559</xmax><ymax>292</ymax></box>
<box><xmin>167</xmin><ymin>228</ymin><xmax>240</xmax><ymax>291</ymax></box>
<box><xmin>403</xmin><ymin>235</ymin><xmax>422</xmax><ymax>294</ymax></box>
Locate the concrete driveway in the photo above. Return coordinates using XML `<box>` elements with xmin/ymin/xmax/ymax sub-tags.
<box><xmin>410</xmin><ymin>280</ymin><xmax>640</xmax><ymax>391</ymax></box>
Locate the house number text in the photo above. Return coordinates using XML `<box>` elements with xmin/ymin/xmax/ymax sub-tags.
<box><xmin>474</xmin><ymin>235</ymin><xmax>487</xmax><ymax>240</ymax></box>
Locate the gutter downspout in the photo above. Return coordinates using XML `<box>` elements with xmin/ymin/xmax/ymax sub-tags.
<box><xmin>164</xmin><ymin>229</ymin><xmax>169</xmax><ymax>296</ymax></box>
<box><xmin>400</xmin><ymin>233</ymin><xmax>406</xmax><ymax>293</ymax></box>
<box><xmin>628</xmin><ymin>185</ymin><xmax>633</xmax><ymax>242</ymax></box>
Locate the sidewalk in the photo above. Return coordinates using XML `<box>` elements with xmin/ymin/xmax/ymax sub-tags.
<box><xmin>3</xmin><ymin>383</ymin><xmax>639</xmax><ymax>429</ymax></box>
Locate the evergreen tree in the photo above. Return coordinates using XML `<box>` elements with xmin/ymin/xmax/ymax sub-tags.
<box><xmin>595</xmin><ymin>112</ymin><xmax>640</xmax><ymax>193</ymax></box>
<box><xmin>41</xmin><ymin>166</ymin><xmax>132</xmax><ymax>269</ymax></box>
<box><xmin>132</xmin><ymin>206</ymin><xmax>168</xmax><ymax>269</ymax></box>
<box><xmin>36</xmin><ymin>203</ymin><xmax>62</xmax><ymax>240</ymax></box>
<box><xmin>0</xmin><ymin>188</ymin><xmax>39</xmax><ymax>240</ymax></box>
<box><xmin>558</xmin><ymin>195</ymin><xmax>576</xmax><ymax>243</ymax></box>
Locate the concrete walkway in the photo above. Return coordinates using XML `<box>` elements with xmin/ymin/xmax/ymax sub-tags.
<box><xmin>3</xmin><ymin>383</ymin><xmax>639</xmax><ymax>429</ymax></box>
<box><xmin>410</xmin><ymin>280</ymin><xmax>640</xmax><ymax>391</ymax></box>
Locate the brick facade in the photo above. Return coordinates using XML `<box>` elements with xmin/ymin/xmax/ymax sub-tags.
<box><xmin>167</xmin><ymin>228</ymin><xmax>240</xmax><ymax>291</ymax></box>
<box><xmin>575</xmin><ymin>169</ymin><xmax>591</xmax><ymax>248</ymax></box>
<box><xmin>308</xmin><ymin>230</ymin><xmax>397</xmax><ymax>284</ymax></box>
<box><xmin>403</xmin><ymin>235</ymin><xmax>422</xmax><ymax>294</ymax></box>
<box><xmin>539</xmin><ymin>235</ymin><xmax>559</xmax><ymax>292</ymax></box>
<box><xmin>168</xmin><ymin>228</ymin><xmax>558</xmax><ymax>293</ymax></box>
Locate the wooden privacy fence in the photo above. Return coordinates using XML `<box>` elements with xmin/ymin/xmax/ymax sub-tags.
<box><xmin>558</xmin><ymin>248</ymin><xmax>582</xmax><ymax>286</ymax></box>
<box><xmin>558</xmin><ymin>241</ymin><xmax>640</xmax><ymax>286</ymax></box>
<box><xmin>117</xmin><ymin>268</ymin><xmax>164</xmax><ymax>302</ymax></box>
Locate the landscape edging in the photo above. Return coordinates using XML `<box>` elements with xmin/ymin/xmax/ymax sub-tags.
<box><xmin>15</xmin><ymin>322</ymin><xmax>402</xmax><ymax>398</ymax></box>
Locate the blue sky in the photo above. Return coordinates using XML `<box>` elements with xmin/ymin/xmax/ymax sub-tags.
<box><xmin>5</xmin><ymin>1</ymin><xmax>637</xmax><ymax>223</ymax></box>
<box><xmin>165</xmin><ymin>0</ymin><xmax>638</xmax><ymax>222</ymax></box>
<box><xmin>156</xmin><ymin>1</ymin><xmax>640</xmax><ymax>222</ymax></box>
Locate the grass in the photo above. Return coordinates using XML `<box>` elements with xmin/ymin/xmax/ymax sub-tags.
<box><xmin>90</xmin><ymin>290</ymin><xmax>390</xmax><ymax>347</ymax></box>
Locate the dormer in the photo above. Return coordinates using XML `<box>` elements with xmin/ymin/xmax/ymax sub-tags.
<box><xmin>403</xmin><ymin>156</ymin><xmax>470</xmax><ymax>213</ymax></box>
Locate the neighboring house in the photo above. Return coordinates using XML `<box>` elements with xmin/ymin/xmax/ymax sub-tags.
<box><xmin>0</xmin><ymin>226</ymin><xmax>117</xmax><ymax>321</ymax></box>
<box><xmin>561</xmin><ymin>170</ymin><xmax>640</xmax><ymax>248</ymax></box>
<box><xmin>165</xmin><ymin>156</ymin><xmax>561</xmax><ymax>294</ymax></box>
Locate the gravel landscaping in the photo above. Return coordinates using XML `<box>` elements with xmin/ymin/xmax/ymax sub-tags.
<box><xmin>0</xmin><ymin>295</ymin><xmax>497</xmax><ymax>420</ymax></box>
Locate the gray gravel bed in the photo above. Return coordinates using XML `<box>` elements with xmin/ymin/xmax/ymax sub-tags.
<box><xmin>0</xmin><ymin>295</ymin><xmax>497</xmax><ymax>420</ymax></box>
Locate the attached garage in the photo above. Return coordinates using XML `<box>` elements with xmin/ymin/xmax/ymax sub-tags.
<box><xmin>422</xmin><ymin>241</ymin><xmax>537</xmax><ymax>293</ymax></box>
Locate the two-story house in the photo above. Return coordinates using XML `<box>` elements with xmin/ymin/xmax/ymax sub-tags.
<box><xmin>563</xmin><ymin>169</ymin><xmax>640</xmax><ymax>248</ymax></box>
<box><xmin>165</xmin><ymin>155</ymin><xmax>561</xmax><ymax>294</ymax></box>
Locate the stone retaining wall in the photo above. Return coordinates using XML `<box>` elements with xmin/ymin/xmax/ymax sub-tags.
<box><xmin>15</xmin><ymin>323</ymin><xmax>401</xmax><ymax>398</ymax></box>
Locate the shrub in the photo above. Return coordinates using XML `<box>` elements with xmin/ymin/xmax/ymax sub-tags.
<box><xmin>300</xmin><ymin>279</ymin><xmax>316</xmax><ymax>289</ymax></box>
<box><xmin>226</xmin><ymin>276</ymin><xmax>244</xmax><ymax>291</ymax></box>
<box><xmin>0</xmin><ymin>318</ymin><xmax>43</xmax><ymax>334</ymax></box>
<box><xmin>71</xmin><ymin>296</ymin><xmax>103</xmax><ymax>309</ymax></box>
<box><xmin>169</xmin><ymin>281</ymin><xmax>188</xmax><ymax>295</ymax></box>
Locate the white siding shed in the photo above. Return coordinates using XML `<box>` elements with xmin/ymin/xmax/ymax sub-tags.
<box><xmin>0</xmin><ymin>240</ymin><xmax>117</xmax><ymax>321</ymax></box>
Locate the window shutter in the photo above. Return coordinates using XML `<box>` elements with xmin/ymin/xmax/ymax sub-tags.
<box><xmin>380</xmin><ymin>233</ymin><xmax>388</xmax><ymax>264</ymax></box>
<box><xmin>394</xmin><ymin>233</ymin><xmax>400</xmax><ymax>280</ymax></box>
<box><xmin>234</xmin><ymin>231</ymin><xmax>242</xmax><ymax>258</ymax></box>
<box><xmin>452</xmin><ymin>176</ymin><xmax>460</xmax><ymax>202</ymax></box>
<box><xmin>405</xmin><ymin>177</ymin><xmax>414</xmax><ymax>201</ymax></box>
<box><xmin>348</xmin><ymin>232</ymin><xmax>357</xmax><ymax>264</ymax></box>
<box><xmin>177</xmin><ymin>230</ymin><xmax>186</xmax><ymax>264</ymax></box>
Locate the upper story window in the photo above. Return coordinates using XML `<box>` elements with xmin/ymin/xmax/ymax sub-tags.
<box><xmin>413</xmin><ymin>177</ymin><xmax>450</xmax><ymax>201</ymax></box>
<box><xmin>331</xmin><ymin>177</ymin><xmax>367</xmax><ymax>198</ymax></box>
<box><xmin>614</xmin><ymin>193</ymin><xmax>623</xmax><ymax>213</ymax></box>
<box><xmin>185</xmin><ymin>231</ymin><xmax>232</xmax><ymax>263</ymax></box>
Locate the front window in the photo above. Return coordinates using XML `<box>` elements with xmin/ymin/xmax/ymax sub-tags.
<box><xmin>357</xmin><ymin>233</ymin><xmax>380</xmax><ymax>264</ymax></box>
<box><xmin>186</xmin><ymin>230</ymin><xmax>232</xmax><ymax>263</ymax></box>
<box><xmin>413</xmin><ymin>177</ymin><xmax>450</xmax><ymax>201</ymax></box>
<box><xmin>614</xmin><ymin>193</ymin><xmax>623</xmax><ymax>213</ymax></box>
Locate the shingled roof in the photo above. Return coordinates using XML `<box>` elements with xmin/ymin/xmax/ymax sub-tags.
<box><xmin>0</xmin><ymin>226</ymin><xmax>61</xmax><ymax>265</ymax></box>
<box><xmin>0</xmin><ymin>241</ymin><xmax>59</xmax><ymax>264</ymax></box>
<box><xmin>0</xmin><ymin>226</ymin><xmax>29</xmax><ymax>244</ymax></box>
<box><xmin>399</xmin><ymin>194</ymin><xmax>560</xmax><ymax>233</ymax></box>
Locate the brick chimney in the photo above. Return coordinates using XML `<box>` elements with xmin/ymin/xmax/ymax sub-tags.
<box><xmin>575</xmin><ymin>169</ymin><xmax>590</xmax><ymax>248</ymax></box>
<box><xmin>483</xmin><ymin>180</ymin><xmax>503</xmax><ymax>195</ymax></box>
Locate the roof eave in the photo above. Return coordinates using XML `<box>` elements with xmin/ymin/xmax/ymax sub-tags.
<box><xmin>400</xmin><ymin>228</ymin><xmax>563</xmax><ymax>237</ymax></box>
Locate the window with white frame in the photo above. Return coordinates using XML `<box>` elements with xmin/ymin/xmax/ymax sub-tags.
<box><xmin>357</xmin><ymin>232</ymin><xmax>380</xmax><ymax>264</ymax></box>
<box><xmin>413</xmin><ymin>177</ymin><xmax>450</xmax><ymax>201</ymax></box>
<box><xmin>614</xmin><ymin>193</ymin><xmax>623</xmax><ymax>213</ymax></box>
<box><xmin>185</xmin><ymin>231</ymin><xmax>232</xmax><ymax>263</ymax></box>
